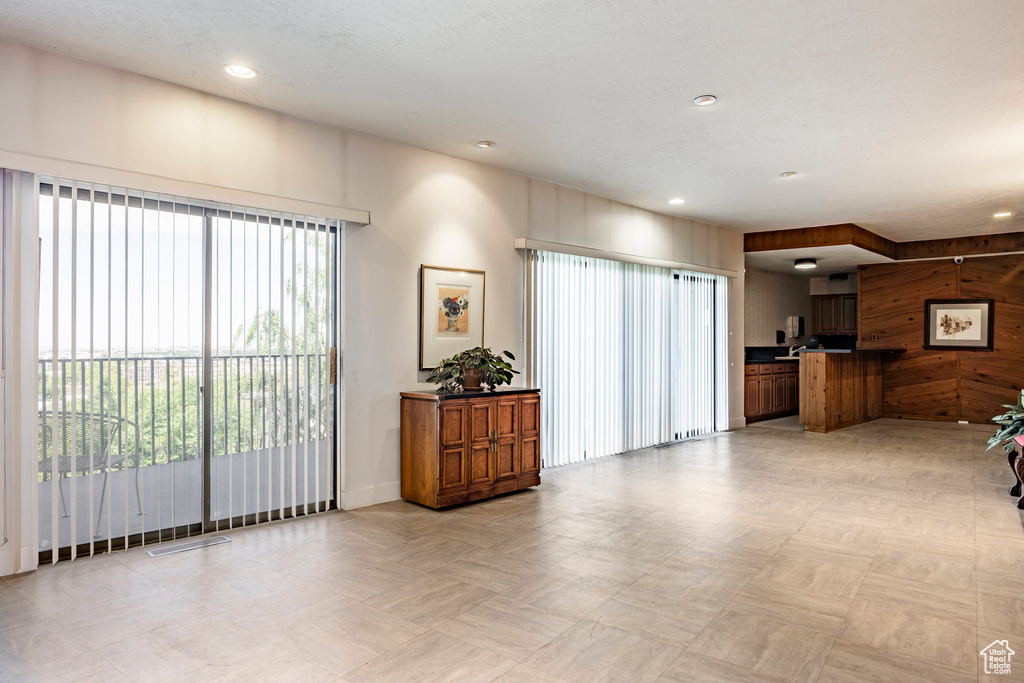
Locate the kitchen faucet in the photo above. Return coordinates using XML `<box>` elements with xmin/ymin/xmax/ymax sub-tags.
<box><xmin>789</xmin><ymin>344</ymin><xmax>806</xmax><ymax>357</ymax></box>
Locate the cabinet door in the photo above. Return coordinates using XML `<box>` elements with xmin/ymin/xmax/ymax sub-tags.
<box><xmin>519</xmin><ymin>395</ymin><xmax>541</xmax><ymax>476</ymax></box>
<box><xmin>822</xmin><ymin>296</ymin><xmax>838</xmax><ymax>334</ymax></box>
<box><xmin>772</xmin><ymin>376</ymin><xmax>786</xmax><ymax>413</ymax></box>
<box><xmin>839</xmin><ymin>294</ymin><xmax>858</xmax><ymax>334</ymax></box>
<box><xmin>439</xmin><ymin>404</ymin><xmax>468</xmax><ymax>493</ymax></box>
<box><xmin>494</xmin><ymin>398</ymin><xmax>518</xmax><ymax>481</ymax></box>
<box><xmin>785</xmin><ymin>374</ymin><xmax>799</xmax><ymax>410</ymax></box>
<box><xmin>745</xmin><ymin>375</ymin><xmax>760</xmax><ymax>417</ymax></box>
<box><xmin>467</xmin><ymin>400</ymin><xmax>494</xmax><ymax>487</ymax></box>
<box><xmin>759</xmin><ymin>377</ymin><xmax>773</xmax><ymax>415</ymax></box>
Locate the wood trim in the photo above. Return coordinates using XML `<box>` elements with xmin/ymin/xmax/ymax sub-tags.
<box><xmin>743</xmin><ymin>224</ymin><xmax>896</xmax><ymax>259</ymax></box>
<box><xmin>895</xmin><ymin>232</ymin><xmax>1024</xmax><ymax>260</ymax></box>
<box><xmin>744</xmin><ymin>224</ymin><xmax>1024</xmax><ymax>261</ymax></box>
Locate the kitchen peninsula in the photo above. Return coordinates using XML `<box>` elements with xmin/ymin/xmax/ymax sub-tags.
<box><xmin>798</xmin><ymin>348</ymin><xmax>905</xmax><ymax>433</ymax></box>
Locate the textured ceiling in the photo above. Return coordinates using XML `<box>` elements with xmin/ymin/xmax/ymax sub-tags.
<box><xmin>2</xmin><ymin>0</ymin><xmax>1023</xmax><ymax>239</ymax></box>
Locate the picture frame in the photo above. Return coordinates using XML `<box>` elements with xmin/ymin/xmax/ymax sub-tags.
<box><xmin>923</xmin><ymin>299</ymin><xmax>994</xmax><ymax>350</ymax></box>
<box><xmin>419</xmin><ymin>265</ymin><xmax>486</xmax><ymax>370</ymax></box>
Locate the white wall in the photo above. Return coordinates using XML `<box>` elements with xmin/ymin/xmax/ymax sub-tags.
<box><xmin>0</xmin><ymin>39</ymin><xmax>746</xmax><ymax>514</ymax></box>
<box><xmin>744</xmin><ymin>266</ymin><xmax>811</xmax><ymax>347</ymax></box>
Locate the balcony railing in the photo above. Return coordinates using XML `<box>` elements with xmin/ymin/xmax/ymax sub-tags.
<box><xmin>37</xmin><ymin>353</ymin><xmax>334</xmax><ymax>550</ymax></box>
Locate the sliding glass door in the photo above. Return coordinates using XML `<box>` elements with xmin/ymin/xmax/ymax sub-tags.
<box><xmin>37</xmin><ymin>177</ymin><xmax>341</xmax><ymax>560</ymax></box>
<box><xmin>526</xmin><ymin>249</ymin><xmax>729</xmax><ymax>468</ymax></box>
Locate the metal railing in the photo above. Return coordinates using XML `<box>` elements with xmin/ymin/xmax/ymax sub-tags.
<box><xmin>38</xmin><ymin>353</ymin><xmax>332</xmax><ymax>476</ymax></box>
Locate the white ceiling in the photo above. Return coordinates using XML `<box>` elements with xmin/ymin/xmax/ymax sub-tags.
<box><xmin>2</xmin><ymin>0</ymin><xmax>1023</xmax><ymax>240</ymax></box>
<box><xmin>745</xmin><ymin>245</ymin><xmax>892</xmax><ymax>278</ymax></box>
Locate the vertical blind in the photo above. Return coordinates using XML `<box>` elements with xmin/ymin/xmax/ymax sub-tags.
<box><xmin>36</xmin><ymin>176</ymin><xmax>342</xmax><ymax>561</ymax></box>
<box><xmin>527</xmin><ymin>250</ymin><xmax>729</xmax><ymax>468</ymax></box>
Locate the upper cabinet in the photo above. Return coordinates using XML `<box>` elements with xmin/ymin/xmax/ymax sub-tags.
<box><xmin>811</xmin><ymin>294</ymin><xmax>857</xmax><ymax>335</ymax></box>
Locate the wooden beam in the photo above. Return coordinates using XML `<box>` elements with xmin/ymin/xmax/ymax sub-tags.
<box><xmin>895</xmin><ymin>232</ymin><xmax>1024</xmax><ymax>260</ymax></box>
<box><xmin>745</xmin><ymin>224</ymin><xmax>1024</xmax><ymax>261</ymax></box>
<box><xmin>744</xmin><ymin>224</ymin><xmax>896</xmax><ymax>258</ymax></box>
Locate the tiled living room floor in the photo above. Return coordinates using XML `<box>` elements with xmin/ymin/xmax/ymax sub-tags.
<box><xmin>1</xmin><ymin>417</ymin><xmax>1021</xmax><ymax>682</ymax></box>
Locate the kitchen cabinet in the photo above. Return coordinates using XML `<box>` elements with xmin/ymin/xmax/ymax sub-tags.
<box><xmin>811</xmin><ymin>294</ymin><xmax>857</xmax><ymax>335</ymax></box>
<box><xmin>744</xmin><ymin>362</ymin><xmax>798</xmax><ymax>423</ymax></box>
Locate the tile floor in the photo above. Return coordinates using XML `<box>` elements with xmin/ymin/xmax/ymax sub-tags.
<box><xmin>1</xmin><ymin>417</ymin><xmax>1022</xmax><ymax>682</ymax></box>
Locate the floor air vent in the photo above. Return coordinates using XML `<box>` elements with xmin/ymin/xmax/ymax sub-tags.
<box><xmin>146</xmin><ymin>536</ymin><xmax>231</xmax><ymax>558</ymax></box>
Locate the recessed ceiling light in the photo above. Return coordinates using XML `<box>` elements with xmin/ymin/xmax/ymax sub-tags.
<box><xmin>994</xmin><ymin>211</ymin><xmax>1012</xmax><ymax>218</ymax></box>
<box><xmin>669</xmin><ymin>198</ymin><xmax>685</xmax><ymax>205</ymax></box>
<box><xmin>223</xmin><ymin>64</ymin><xmax>257</xmax><ymax>79</ymax></box>
<box><xmin>794</xmin><ymin>258</ymin><xmax>817</xmax><ymax>269</ymax></box>
<box><xmin>780</xmin><ymin>171</ymin><xmax>798</xmax><ymax>178</ymax></box>
<box><xmin>693</xmin><ymin>95</ymin><xmax>717</xmax><ymax>106</ymax></box>
<box><xmin>477</xmin><ymin>141</ymin><xmax>496</xmax><ymax>148</ymax></box>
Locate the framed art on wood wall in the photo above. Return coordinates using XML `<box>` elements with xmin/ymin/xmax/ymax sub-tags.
<box><xmin>420</xmin><ymin>265</ymin><xmax>485</xmax><ymax>370</ymax></box>
<box><xmin>924</xmin><ymin>299</ymin><xmax>994</xmax><ymax>350</ymax></box>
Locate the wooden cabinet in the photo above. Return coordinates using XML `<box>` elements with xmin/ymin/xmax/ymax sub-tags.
<box><xmin>401</xmin><ymin>388</ymin><xmax>541</xmax><ymax>508</ymax></box>
<box><xmin>744</xmin><ymin>362</ymin><xmax>798</xmax><ymax>422</ymax></box>
<box><xmin>811</xmin><ymin>294</ymin><xmax>857</xmax><ymax>335</ymax></box>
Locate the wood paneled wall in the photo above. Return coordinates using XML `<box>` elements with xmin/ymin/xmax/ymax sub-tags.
<box><xmin>859</xmin><ymin>254</ymin><xmax>1024</xmax><ymax>422</ymax></box>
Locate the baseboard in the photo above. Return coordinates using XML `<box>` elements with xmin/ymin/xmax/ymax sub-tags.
<box><xmin>339</xmin><ymin>482</ymin><xmax>401</xmax><ymax>510</ymax></box>
<box><xmin>729</xmin><ymin>416</ymin><xmax>747</xmax><ymax>430</ymax></box>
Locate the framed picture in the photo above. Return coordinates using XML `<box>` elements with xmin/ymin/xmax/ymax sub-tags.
<box><xmin>420</xmin><ymin>265</ymin><xmax>486</xmax><ymax>370</ymax></box>
<box><xmin>924</xmin><ymin>299</ymin><xmax>994</xmax><ymax>350</ymax></box>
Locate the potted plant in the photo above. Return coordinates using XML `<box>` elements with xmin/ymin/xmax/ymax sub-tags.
<box><xmin>426</xmin><ymin>347</ymin><xmax>519</xmax><ymax>393</ymax></box>
<box><xmin>989</xmin><ymin>391</ymin><xmax>1024</xmax><ymax>455</ymax></box>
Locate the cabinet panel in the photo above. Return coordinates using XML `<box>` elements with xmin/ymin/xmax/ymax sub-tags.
<box><xmin>441</xmin><ymin>405</ymin><xmax>465</xmax><ymax>446</ymax></box>
<box><xmin>785</xmin><ymin>375</ymin><xmax>799</xmax><ymax>410</ymax></box>
<box><xmin>496</xmin><ymin>441</ymin><xmax>516</xmax><ymax>480</ymax></box>
<box><xmin>745</xmin><ymin>376</ymin><xmax>759</xmax><ymax>417</ymax></box>
<box><xmin>521</xmin><ymin>436</ymin><xmax>540</xmax><ymax>475</ymax></box>
<box><xmin>759</xmin><ymin>377</ymin><xmax>773</xmax><ymax>414</ymax></box>
<box><xmin>440</xmin><ymin>447</ymin><xmax>467</xmax><ymax>492</ymax></box>
<box><xmin>469</xmin><ymin>402</ymin><xmax>492</xmax><ymax>441</ymax></box>
<box><xmin>469</xmin><ymin>443</ymin><xmax>493</xmax><ymax>486</ymax></box>
<box><xmin>496</xmin><ymin>399</ymin><xmax>517</xmax><ymax>437</ymax></box>
<box><xmin>521</xmin><ymin>397</ymin><xmax>539</xmax><ymax>434</ymax></box>
<box><xmin>773</xmin><ymin>377</ymin><xmax>786</xmax><ymax>412</ymax></box>
<box><xmin>839</xmin><ymin>294</ymin><xmax>858</xmax><ymax>334</ymax></box>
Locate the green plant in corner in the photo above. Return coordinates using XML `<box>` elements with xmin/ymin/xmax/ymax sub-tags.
<box><xmin>988</xmin><ymin>391</ymin><xmax>1024</xmax><ymax>454</ymax></box>
<box><xmin>426</xmin><ymin>347</ymin><xmax>519</xmax><ymax>393</ymax></box>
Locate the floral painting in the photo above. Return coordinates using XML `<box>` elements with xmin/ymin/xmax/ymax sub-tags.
<box><xmin>436</xmin><ymin>286</ymin><xmax>470</xmax><ymax>336</ymax></box>
<box><xmin>420</xmin><ymin>265</ymin><xmax>485</xmax><ymax>369</ymax></box>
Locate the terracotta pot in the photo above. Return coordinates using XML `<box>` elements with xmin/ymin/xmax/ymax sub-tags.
<box><xmin>462</xmin><ymin>367</ymin><xmax>483</xmax><ymax>391</ymax></box>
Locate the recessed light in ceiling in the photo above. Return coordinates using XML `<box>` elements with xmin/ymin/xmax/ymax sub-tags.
<box><xmin>477</xmin><ymin>141</ymin><xmax>496</xmax><ymax>148</ymax></box>
<box><xmin>223</xmin><ymin>64</ymin><xmax>257</xmax><ymax>79</ymax></box>
<box><xmin>794</xmin><ymin>258</ymin><xmax>817</xmax><ymax>269</ymax></box>
<box><xmin>669</xmin><ymin>198</ymin><xmax>685</xmax><ymax>205</ymax></box>
<box><xmin>994</xmin><ymin>211</ymin><xmax>1012</xmax><ymax>218</ymax></box>
<box><xmin>693</xmin><ymin>95</ymin><xmax>717</xmax><ymax>106</ymax></box>
<box><xmin>780</xmin><ymin>171</ymin><xmax>798</xmax><ymax>178</ymax></box>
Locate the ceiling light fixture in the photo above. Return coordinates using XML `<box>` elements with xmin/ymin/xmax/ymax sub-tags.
<box><xmin>780</xmin><ymin>171</ymin><xmax>797</xmax><ymax>178</ymax></box>
<box><xmin>223</xmin><ymin>64</ymin><xmax>257</xmax><ymax>79</ymax></box>
<box><xmin>794</xmin><ymin>258</ymin><xmax>817</xmax><ymax>270</ymax></box>
<box><xmin>669</xmin><ymin>198</ymin><xmax>685</xmax><ymax>205</ymax></box>
<box><xmin>693</xmin><ymin>95</ymin><xmax>717</xmax><ymax>106</ymax></box>
<box><xmin>477</xmin><ymin>141</ymin><xmax>496</xmax><ymax>148</ymax></box>
<box><xmin>994</xmin><ymin>211</ymin><xmax>1012</xmax><ymax>218</ymax></box>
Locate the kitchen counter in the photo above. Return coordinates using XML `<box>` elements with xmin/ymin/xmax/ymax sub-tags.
<box><xmin>797</xmin><ymin>348</ymin><xmax>905</xmax><ymax>354</ymax></box>
<box><xmin>799</xmin><ymin>352</ymin><xmax>886</xmax><ymax>433</ymax></box>
<box><xmin>745</xmin><ymin>357</ymin><xmax>799</xmax><ymax>364</ymax></box>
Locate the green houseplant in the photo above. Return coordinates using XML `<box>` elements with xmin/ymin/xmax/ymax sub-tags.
<box><xmin>426</xmin><ymin>347</ymin><xmax>519</xmax><ymax>393</ymax></box>
<box><xmin>989</xmin><ymin>391</ymin><xmax>1024</xmax><ymax>455</ymax></box>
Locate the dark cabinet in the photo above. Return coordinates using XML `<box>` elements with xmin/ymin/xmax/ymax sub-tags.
<box><xmin>744</xmin><ymin>363</ymin><xmax>798</xmax><ymax>423</ymax></box>
<box><xmin>401</xmin><ymin>389</ymin><xmax>541</xmax><ymax>508</ymax></box>
<box><xmin>811</xmin><ymin>294</ymin><xmax>857</xmax><ymax>335</ymax></box>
